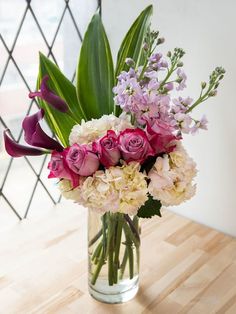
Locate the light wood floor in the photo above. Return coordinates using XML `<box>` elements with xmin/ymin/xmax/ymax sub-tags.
<box><xmin>0</xmin><ymin>202</ymin><xmax>236</xmax><ymax>314</ymax></box>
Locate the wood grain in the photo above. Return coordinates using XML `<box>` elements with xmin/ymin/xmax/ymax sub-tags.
<box><xmin>0</xmin><ymin>202</ymin><xmax>235</xmax><ymax>314</ymax></box>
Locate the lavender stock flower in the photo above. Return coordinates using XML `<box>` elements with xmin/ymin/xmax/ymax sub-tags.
<box><xmin>176</xmin><ymin>68</ymin><xmax>187</xmax><ymax>91</ymax></box>
<box><xmin>29</xmin><ymin>75</ymin><xmax>69</xmax><ymax>113</ymax></box>
<box><xmin>191</xmin><ymin>115</ymin><xmax>208</xmax><ymax>135</ymax></box>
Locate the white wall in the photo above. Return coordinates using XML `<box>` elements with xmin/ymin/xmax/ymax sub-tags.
<box><xmin>102</xmin><ymin>0</ymin><xmax>236</xmax><ymax>236</ymax></box>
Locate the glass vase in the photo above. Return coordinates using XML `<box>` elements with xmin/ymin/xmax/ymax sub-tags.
<box><xmin>88</xmin><ymin>209</ymin><xmax>140</xmax><ymax>304</ymax></box>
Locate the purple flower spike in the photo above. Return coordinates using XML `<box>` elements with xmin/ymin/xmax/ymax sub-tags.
<box><xmin>29</xmin><ymin>75</ymin><xmax>68</xmax><ymax>113</ymax></box>
<box><xmin>4</xmin><ymin>130</ymin><xmax>46</xmax><ymax>158</ymax></box>
<box><xmin>22</xmin><ymin>109</ymin><xmax>63</xmax><ymax>151</ymax></box>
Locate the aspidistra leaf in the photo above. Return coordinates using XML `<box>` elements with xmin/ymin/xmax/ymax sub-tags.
<box><xmin>76</xmin><ymin>13</ymin><xmax>114</xmax><ymax>120</ymax></box>
<box><xmin>115</xmin><ymin>5</ymin><xmax>153</xmax><ymax>115</ymax></box>
<box><xmin>115</xmin><ymin>5</ymin><xmax>153</xmax><ymax>77</ymax></box>
<box><xmin>37</xmin><ymin>53</ymin><xmax>86</xmax><ymax>147</ymax></box>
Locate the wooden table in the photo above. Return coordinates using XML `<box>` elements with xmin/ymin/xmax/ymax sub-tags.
<box><xmin>0</xmin><ymin>202</ymin><xmax>236</xmax><ymax>314</ymax></box>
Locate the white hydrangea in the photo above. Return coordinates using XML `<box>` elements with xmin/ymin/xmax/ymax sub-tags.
<box><xmin>59</xmin><ymin>178</ymin><xmax>84</xmax><ymax>202</ymax></box>
<box><xmin>59</xmin><ymin>162</ymin><xmax>148</xmax><ymax>215</ymax></box>
<box><xmin>69</xmin><ymin>113</ymin><xmax>133</xmax><ymax>145</ymax></box>
<box><xmin>148</xmin><ymin>142</ymin><xmax>197</xmax><ymax>206</ymax></box>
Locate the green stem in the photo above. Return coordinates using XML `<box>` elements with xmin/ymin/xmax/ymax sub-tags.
<box><xmin>102</xmin><ymin>213</ymin><xmax>107</xmax><ymax>255</ymax></box>
<box><xmin>107</xmin><ymin>213</ymin><xmax>115</xmax><ymax>286</ymax></box>
<box><xmin>92</xmin><ymin>241</ymin><xmax>103</xmax><ymax>263</ymax></box>
<box><xmin>133</xmin><ymin>216</ymin><xmax>140</xmax><ymax>271</ymax></box>
<box><xmin>124</xmin><ymin>214</ymin><xmax>140</xmax><ymax>244</ymax></box>
<box><xmin>119</xmin><ymin>247</ymin><xmax>128</xmax><ymax>280</ymax></box>
<box><xmin>123</xmin><ymin>220</ymin><xmax>140</xmax><ymax>248</ymax></box>
<box><xmin>113</xmin><ymin>213</ymin><xmax>124</xmax><ymax>284</ymax></box>
<box><xmin>123</xmin><ymin>224</ymin><xmax>134</xmax><ymax>279</ymax></box>
<box><xmin>88</xmin><ymin>229</ymin><xmax>103</xmax><ymax>247</ymax></box>
<box><xmin>158</xmin><ymin>63</ymin><xmax>177</xmax><ymax>90</ymax></box>
<box><xmin>186</xmin><ymin>89</ymin><xmax>211</xmax><ymax>113</ymax></box>
<box><xmin>91</xmin><ymin>247</ymin><xmax>105</xmax><ymax>285</ymax></box>
<box><xmin>90</xmin><ymin>214</ymin><xmax>108</xmax><ymax>285</ymax></box>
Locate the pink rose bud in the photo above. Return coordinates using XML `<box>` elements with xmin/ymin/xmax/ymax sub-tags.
<box><xmin>65</xmin><ymin>144</ymin><xmax>99</xmax><ymax>176</ymax></box>
<box><xmin>118</xmin><ymin>128</ymin><xmax>154</xmax><ymax>163</ymax></box>
<box><xmin>93</xmin><ymin>130</ymin><xmax>120</xmax><ymax>168</ymax></box>
<box><xmin>48</xmin><ymin>150</ymin><xmax>79</xmax><ymax>188</ymax></box>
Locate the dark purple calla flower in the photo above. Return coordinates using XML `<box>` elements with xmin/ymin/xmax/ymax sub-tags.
<box><xmin>4</xmin><ymin>130</ymin><xmax>46</xmax><ymax>157</ymax></box>
<box><xmin>29</xmin><ymin>75</ymin><xmax>68</xmax><ymax>113</ymax></box>
<box><xmin>22</xmin><ymin>109</ymin><xmax>63</xmax><ymax>151</ymax></box>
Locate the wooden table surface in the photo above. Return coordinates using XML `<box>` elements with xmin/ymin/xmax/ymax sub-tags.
<box><xmin>0</xmin><ymin>202</ymin><xmax>236</xmax><ymax>314</ymax></box>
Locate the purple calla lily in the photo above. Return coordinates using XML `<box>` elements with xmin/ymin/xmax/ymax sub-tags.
<box><xmin>22</xmin><ymin>109</ymin><xmax>63</xmax><ymax>151</ymax></box>
<box><xmin>4</xmin><ymin>130</ymin><xmax>46</xmax><ymax>157</ymax></box>
<box><xmin>29</xmin><ymin>75</ymin><xmax>68</xmax><ymax>113</ymax></box>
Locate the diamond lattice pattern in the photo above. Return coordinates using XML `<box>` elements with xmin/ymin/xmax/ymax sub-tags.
<box><xmin>0</xmin><ymin>0</ymin><xmax>99</xmax><ymax>224</ymax></box>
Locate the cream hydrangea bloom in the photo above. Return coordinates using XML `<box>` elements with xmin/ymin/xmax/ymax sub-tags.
<box><xmin>59</xmin><ymin>178</ymin><xmax>85</xmax><ymax>202</ymax></box>
<box><xmin>148</xmin><ymin>142</ymin><xmax>197</xmax><ymax>206</ymax></box>
<box><xmin>59</xmin><ymin>162</ymin><xmax>148</xmax><ymax>215</ymax></box>
<box><xmin>69</xmin><ymin>113</ymin><xmax>133</xmax><ymax>145</ymax></box>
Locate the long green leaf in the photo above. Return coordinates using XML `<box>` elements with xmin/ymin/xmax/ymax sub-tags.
<box><xmin>115</xmin><ymin>5</ymin><xmax>153</xmax><ymax>77</ymax></box>
<box><xmin>115</xmin><ymin>5</ymin><xmax>153</xmax><ymax>115</ymax></box>
<box><xmin>76</xmin><ymin>13</ymin><xmax>114</xmax><ymax>120</ymax></box>
<box><xmin>37</xmin><ymin>53</ymin><xmax>86</xmax><ymax>147</ymax></box>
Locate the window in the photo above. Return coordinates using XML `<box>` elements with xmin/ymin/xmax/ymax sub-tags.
<box><xmin>0</xmin><ymin>0</ymin><xmax>98</xmax><ymax>227</ymax></box>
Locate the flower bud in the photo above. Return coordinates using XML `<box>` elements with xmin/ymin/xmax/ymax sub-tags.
<box><xmin>209</xmin><ymin>90</ymin><xmax>217</xmax><ymax>97</ymax></box>
<box><xmin>167</xmin><ymin>51</ymin><xmax>172</xmax><ymax>58</ymax></box>
<box><xmin>143</xmin><ymin>42</ymin><xmax>149</xmax><ymax>51</ymax></box>
<box><xmin>201</xmin><ymin>82</ymin><xmax>207</xmax><ymax>89</ymax></box>
<box><xmin>177</xmin><ymin>61</ymin><xmax>183</xmax><ymax>67</ymax></box>
<box><xmin>125</xmin><ymin>58</ymin><xmax>135</xmax><ymax>67</ymax></box>
<box><xmin>157</xmin><ymin>37</ymin><xmax>165</xmax><ymax>44</ymax></box>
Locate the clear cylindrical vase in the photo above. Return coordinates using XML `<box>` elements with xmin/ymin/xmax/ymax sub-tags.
<box><xmin>88</xmin><ymin>209</ymin><xmax>140</xmax><ymax>304</ymax></box>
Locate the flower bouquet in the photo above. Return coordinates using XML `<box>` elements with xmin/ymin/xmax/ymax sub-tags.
<box><xmin>4</xmin><ymin>5</ymin><xmax>225</xmax><ymax>304</ymax></box>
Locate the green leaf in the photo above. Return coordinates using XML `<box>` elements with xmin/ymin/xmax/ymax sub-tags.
<box><xmin>76</xmin><ymin>12</ymin><xmax>114</xmax><ymax>120</ymax></box>
<box><xmin>37</xmin><ymin>52</ymin><xmax>86</xmax><ymax>147</ymax></box>
<box><xmin>114</xmin><ymin>5</ymin><xmax>153</xmax><ymax>115</ymax></box>
<box><xmin>137</xmin><ymin>194</ymin><xmax>162</xmax><ymax>219</ymax></box>
<box><xmin>115</xmin><ymin>5</ymin><xmax>153</xmax><ymax>77</ymax></box>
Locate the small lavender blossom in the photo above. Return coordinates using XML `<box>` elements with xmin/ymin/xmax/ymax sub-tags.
<box><xmin>172</xmin><ymin>97</ymin><xmax>193</xmax><ymax>113</ymax></box>
<box><xmin>149</xmin><ymin>53</ymin><xmax>162</xmax><ymax>63</ymax></box>
<box><xmin>176</xmin><ymin>68</ymin><xmax>187</xmax><ymax>91</ymax></box>
<box><xmin>144</xmin><ymin>70</ymin><xmax>157</xmax><ymax>79</ymax></box>
<box><xmin>174</xmin><ymin>113</ymin><xmax>192</xmax><ymax>133</ymax></box>
<box><xmin>159</xmin><ymin>60</ymin><xmax>168</xmax><ymax>68</ymax></box>
<box><xmin>113</xmin><ymin>68</ymin><xmax>143</xmax><ymax>113</ymax></box>
<box><xmin>191</xmin><ymin>115</ymin><xmax>208</xmax><ymax>134</ymax></box>
<box><xmin>164</xmin><ymin>82</ymin><xmax>174</xmax><ymax>91</ymax></box>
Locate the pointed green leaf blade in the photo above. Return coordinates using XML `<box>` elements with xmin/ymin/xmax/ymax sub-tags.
<box><xmin>114</xmin><ymin>5</ymin><xmax>153</xmax><ymax>115</ymax></box>
<box><xmin>115</xmin><ymin>5</ymin><xmax>153</xmax><ymax>78</ymax></box>
<box><xmin>37</xmin><ymin>53</ymin><xmax>85</xmax><ymax>147</ymax></box>
<box><xmin>76</xmin><ymin>13</ymin><xmax>115</xmax><ymax>120</ymax></box>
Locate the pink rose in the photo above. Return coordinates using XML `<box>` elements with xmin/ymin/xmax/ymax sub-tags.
<box><xmin>48</xmin><ymin>150</ymin><xmax>79</xmax><ymax>188</ymax></box>
<box><xmin>65</xmin><ymin>144</ymin><xmax>99</xmax><ymax>176</ymax></box>
<box><xmin>118</xmin><ymin>128</ymin><xmax>154</xmax><ymax>163</ymax></box>
<box><xmin>146</xmin><ymin>120</ymin><xmax>179</xmax><ymax>154</ymax></box>
<box><xmin>92</xmin><ymin>130</ymin><xmax>120</xmax><ymax>167</ymax></box>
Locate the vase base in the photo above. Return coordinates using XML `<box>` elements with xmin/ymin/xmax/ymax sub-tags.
<box><xmin>88</xmin><ymin>275</ymin><xmax>139</xmax><ymax>304</ymax></box>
